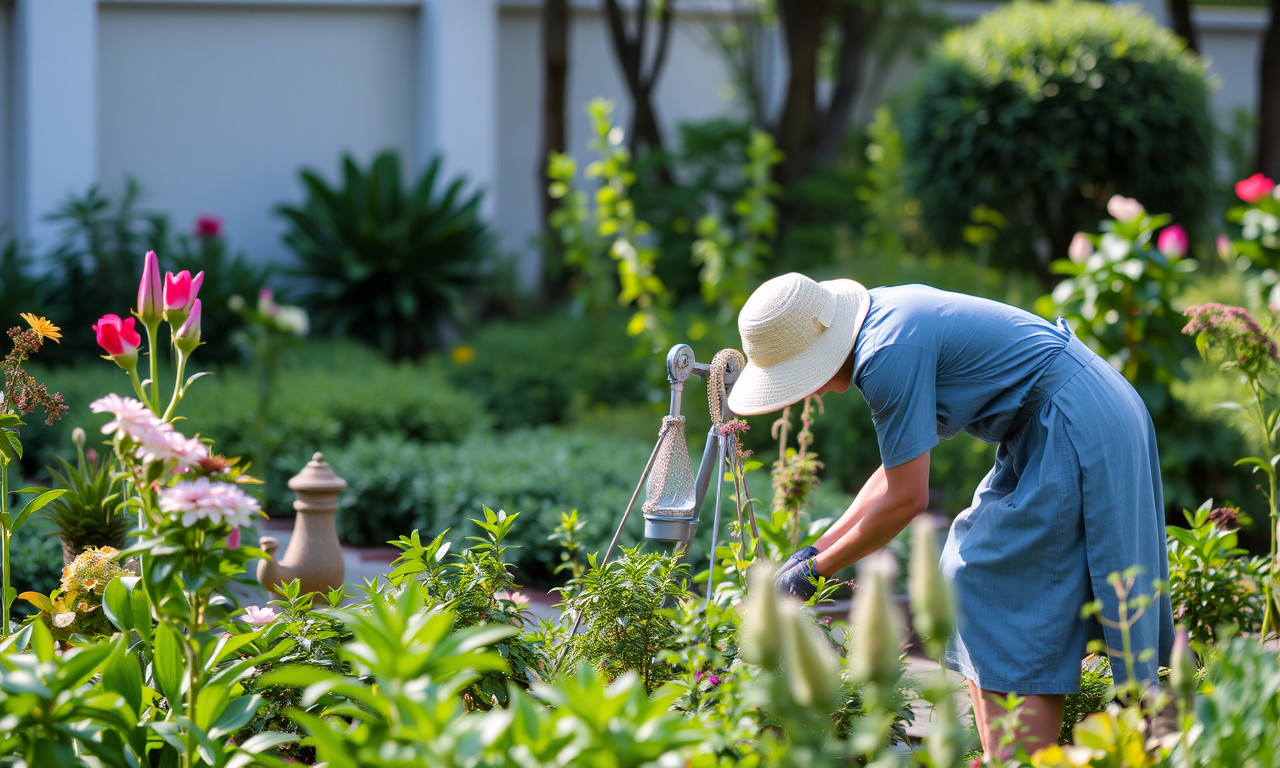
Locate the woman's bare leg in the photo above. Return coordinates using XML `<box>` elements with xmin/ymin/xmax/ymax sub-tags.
<box><xmin>968</xmin><ymin>680</ymin><xmax>1065</xmax><ymax>760</ymax></box>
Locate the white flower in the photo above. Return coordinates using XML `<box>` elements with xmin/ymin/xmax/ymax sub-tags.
<box><xmin>90</xmin><ymin>394</ymin><xmax>161</xmax><ymax>441</ymax></box>
<box><xmin>1106</xmin><ymin>195</ymin><xmax>1144</xmax><ymax>223</ymax></box>
<box><xmin>135</xmin><ymin>429</ymin><xmax>209</xmax><ymax>469</ymax></box>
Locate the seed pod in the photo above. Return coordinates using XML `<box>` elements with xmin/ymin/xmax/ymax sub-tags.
<box><xmin>740</xmin><ymin>563</ymin><xmax>784</xmax><ymax>670</ymax></box>
<box><xmin>909</xmin><ymin>516</ymin><xmax>954</xmax><ymax>660</ymax></box>
<box><xmin>780</xmin><ymin>603</ymin><xmax>842</xmax><ymax>714</ymax></box>
<box><xmin>848</xmin><ymin>552</ymin><xmax>903</xmax><ymax>694</ymax></box>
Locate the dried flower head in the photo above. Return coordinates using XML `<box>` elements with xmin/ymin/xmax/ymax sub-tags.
<box><xmin>60</xmin><ymin>546</ymin><xmax>129</xmax><ymax>597</ymax></box>
<box><xmin>2</xmin><ymin>325</ymin><xmax>67</xmax><ymax>425</ymax></box>
<box><xmin>1206</xmin><ymin>506</ymin><xmax>1242</xmax><ymax>531</ymax></box>
<box><xmin>1183</xmin><ymin>303</ymin><xmax>1280</xmax><ymax>380</ymax></box>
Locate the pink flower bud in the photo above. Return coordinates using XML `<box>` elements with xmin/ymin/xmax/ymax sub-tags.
<box><xmin>173</xmin><ymin>299</ymin><xmax>202</xmax><ymax>356</ymax></box>
<box><xmin>1106</xmin><ymin>195</ymin><xmax>1144</xmax><ymax>223</ymax></box>
<box><xmin>1236</xmin><ymin>173</ymin><xmax>1276</xmax><ymax>204</ymax></box>
<box><xmin>1216</xmin><ymin>233</ymin><xmax>1234</xmax><ymax>259</ymax></box>
<box><xmin>137</xmin><ymin>250</ymin><xmax>163</xmax><ymax>326</ymax></box>
<box><xmin>1068</xmin><ymin>232</ymin><xmax>1093</xmax><ymax>263</ymax></box>
<box><xmin>1157</xmin><ymin>224</ymin><xmax>1188</xmax><ymax>258</ymax></box>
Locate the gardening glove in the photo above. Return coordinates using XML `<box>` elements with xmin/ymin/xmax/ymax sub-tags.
<box><xmin>779</xmin><ymin>545</ymin><xmax>819</xmax><ymax>575</ymax></box>
<box><xmin>775</xmin><ymin>557</ymin><xmax>819</xmax><ymax>602</ymax></box>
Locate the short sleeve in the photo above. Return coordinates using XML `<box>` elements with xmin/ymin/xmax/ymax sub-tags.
<box><xmin>856</xmin><ymin>344</ymin><xmax>940</xmax><ymax>468</ymax></box>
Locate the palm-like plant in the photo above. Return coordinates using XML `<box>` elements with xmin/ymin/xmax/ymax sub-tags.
<box><xmin>42</xmin><ymin>452</ymin><xmax>128</xmax><ymax>561</ymax></box>
<box><xmin>277</xmin><ymin>151</ymin><xmax>494</xmax><ymax>360</ymax></box>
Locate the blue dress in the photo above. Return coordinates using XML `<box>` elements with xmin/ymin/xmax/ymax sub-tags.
<box><xmin>852</xmin><ymin>285</ymin><xmax>1173</xmax><ymax>694</ymax></box>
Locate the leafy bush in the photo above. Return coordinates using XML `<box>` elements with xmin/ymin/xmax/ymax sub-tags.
<box><xmin>278</xmin><ymin>151</ymin><xmax>495</xmax><ymax>359</ymax></box>
<box><xmin>446</xmin><ymin>312</ymin><xmax>654</xmax><ymax>429</ymax></box>
<box><xmin>898</xmin><ymin>0</ymin><xmax>1215</xmax><ymax>280</ymax></box>
<box><xmin>324</xmin><ymin>428</ymin><xmax>652</xmax><ymax>570</ymax></box>
<box><xmin>1167</xmin><ymin>502</ymin><xmax>1266</xmax><ymax>644</ymax></box>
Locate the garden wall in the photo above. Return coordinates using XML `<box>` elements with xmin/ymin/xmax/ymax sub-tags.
<box><xmin>97</xmin><ymin>2</ymin><xmax>419</xmax><ymax>267</ymax></box>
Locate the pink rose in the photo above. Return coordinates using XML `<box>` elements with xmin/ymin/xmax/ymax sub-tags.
<box><xmin>1236</xmin><ymin>173</ymin><xmax>1276</xmax><ymax>204</ymax></box>
<box><xmin>1067</xmin><ymin>232</ymin><xmax>1093</xmax><ymax>263</ymax></box>
<box><xmin>195</xmin><ymin>215</ymin><xmax>222</xmax><ymax>239</ymax></box>
<box><xmin>1157</xmin><ymin>225</ymin><xmax>1188</xmax><ymax>258</ymax></box>
<box><xmin>164</xmin><ymin>270</ymin><xmax>205</xmax><ymax>328</ymax></box>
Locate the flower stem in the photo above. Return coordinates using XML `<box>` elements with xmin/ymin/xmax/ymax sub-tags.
<box><xmin>1</xmin><ymin>456</ymin><xmax>9</xmax><ymax>638</ymax></box>
<box><xmin>162</xmin><ymin>352</ymin><xmax>188</xmax><ymax>423</ymax></box>
<box><xmin>144</xmin><ymin>320</ymin><xmax>162</xmax><ymax>415</ymax></box>
<box><xmin>1250</xmin><ymin>380</ymin><xmax>1279</xmax><ymax>637</ymax></box>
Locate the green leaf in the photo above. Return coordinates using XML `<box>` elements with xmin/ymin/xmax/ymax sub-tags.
<box><xmin>101</xmin><ymin>643</ymin><xmax>145</xmax><ymax>717</ymax></box>
<box><xmin>153</xmin><ymin>622</ymin><xmax>187</xmax><ymax>705</ymax></box>
<box><xmin>12</xmin><ymin>488</ymin><xmax>68</xmax><ymax>530</ymax></box>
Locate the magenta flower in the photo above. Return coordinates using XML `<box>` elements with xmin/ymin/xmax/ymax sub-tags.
<box><xmin>137</xmin><ymin>250</ymin><xmax>163</xmax><ymax>327</ymax></box>
<box><xmin>239</xmin><ymin>605</ymin><xmax>279</xmax><ymax>625</ymax></box>
<box><xmin>1157</xmin><ymin>225</ymin><xmax>1188</xmax><ymax>258</ymax></box>
<box><xmin>1106</xmin><ymin>195</ymin><xmax>1144</xmax><ymax>223</ymax></box>
<box><xmin>92</xmin><ymin>315</ymin><xmax>142</xmax><ymax>369</ymax></box>
<box><xmin>226</xmin><ymin>526</ymin><xmax>241</xmax><ymax>549</ymax></box>
<box><xmin>195</xmin><ymin>215</ymin><xmax>222</xmax><ymax>239</ymax></box>
<box><xmin>163</xmin><ymin>270</ymin><xmax>205</xmax><ymax>327</ymax></box>
<box><xmin>1236</xmin><ymin>173</ymin><xmax>1276</xmax><ymax>204</ymax></box>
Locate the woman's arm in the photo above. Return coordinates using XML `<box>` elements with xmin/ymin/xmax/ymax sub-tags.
<box><xmin>812</xmin><ymin>451</ymin><xmax>931</xmax><ymax>577</ymax></box>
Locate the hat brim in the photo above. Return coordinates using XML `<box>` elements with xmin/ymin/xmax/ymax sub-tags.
<box><xmin>727</xmin><ymin>279</ymin><xmax>871</xmax><ymax>416</ymax></box>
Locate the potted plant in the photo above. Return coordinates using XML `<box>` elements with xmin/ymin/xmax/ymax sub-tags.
<box><xmin>42</xmin><ymin>429</ymin><xmax>129</xmax><ymax>564</ymax></box>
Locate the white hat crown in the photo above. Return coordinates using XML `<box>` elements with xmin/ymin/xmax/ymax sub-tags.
<box><xmin>739</xmin><ymin>274</ymin><xmax>840</xmax><ymax>367</ymax></box>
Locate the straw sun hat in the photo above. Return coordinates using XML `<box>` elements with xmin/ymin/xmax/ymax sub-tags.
<box><xmin>727</xmin><ymin>273</ymin><xmax>871</xmax><ymax>416</ymax></box>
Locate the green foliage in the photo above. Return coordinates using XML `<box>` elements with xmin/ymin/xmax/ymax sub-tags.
<box><xmin>1060</xmin><ymin>657</ymin><xmax>1115</xmax><ymax>745</ymax></box>
<box><xmin>1168</xmin><ymin>501</ymin><xmax>1267</xmax><ymax>644</ymax></box>
<box><xmin>4</xmin><ymin>516</ymin><xmax>62</xmax><ymax>613</ymax></box>
<box><xmin>446</xmin><ymin>311</ymin><xmax>652</xmax><ymax>429</ymax></box>
<box><xmin>323</xmin><ymin>429</ymin><xmax>651</xmax><ymax>571</ymax></box>
<box><xmin>1192</xmin><ymin>634</ymin><xmax>1280</xmax><ymax>767</ymax></box>
<box><xmin>42</xmin><ymin>451</ymin><xmax>129</xmax><ymax>554</ymax></box>
<box><xmin>278</xmin><ymin>151</ymin><xmax>495</xmax><ymax>359</ymax></box>
<box><xmin>41</xmin><ymin>179</ymin><xmax>168</xmax><ymax>363</ymax></box>
<box><xmin>898</xmin><ymin>0</ymin><xmax>1216</xmax><ymax>278</ymax></box>
<box><xmin>554</xmin><ymin>546</ymin><xmax>688</xmax><ymax>691</ymax></box>
<box><xmin>383</xmin><ymin>508</ymin><xmax>550</xmax><ymax>709</ymax></box>
<box><xmin>0</xmin><ymin>239</ymin><xmax>54</xmax><ymax>340</ymax></box>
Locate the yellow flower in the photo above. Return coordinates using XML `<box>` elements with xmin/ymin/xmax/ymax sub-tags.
<box><xmin>20</xmin><ymin>313</ymin><xmax>61</xmax><ymax>343</ymax></box>
<box><xmin>450</xmin><ymin>345</ymin><xmax>476</xmax><ymax>365</ymax></box>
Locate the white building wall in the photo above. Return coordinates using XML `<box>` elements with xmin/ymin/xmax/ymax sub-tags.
<box><xmin>0</xmin><ymin>1</ymin><xmax>11</xmax><ymax>233</ymax></box>
<box><xmin>98</xmin><ymin>3</ymin><xmax>419</xmax><ymax>265</ymax></box>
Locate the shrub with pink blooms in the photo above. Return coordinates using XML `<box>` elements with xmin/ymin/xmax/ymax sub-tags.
<box><xmin>1221</xmin><ymin>172</ymin><xmax>1280</xmax><ymax>308</ymax></box>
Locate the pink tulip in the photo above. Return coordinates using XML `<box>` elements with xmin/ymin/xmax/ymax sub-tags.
<box><xmin>195</xmin><ymin>215</ymin><xmax>222</xmax><ymax>239</ymax></box>
<box><xmin>1106</xmin><ymin>195</ymin><xmax>1144</xmax><ymax>223</ymax></box>
<box><xmin>92</xmin><ymin>314</ymin><xmax>142</xmax><ymax>368</ymax></box>
<box><xmin>137</xmin><ymin>250</ymin><xmax>163</xmax><ymax>326</ymax></box>
<box><xmin>173</xmin><ymin>299</ymin><xmax>202</xmax><ymax>356</ymax></box>
<box><xmin>1157</xmin><ymin>225</ymin><xmax>1188</xmax><ymax>258</ymax></box>
<box><xmin>1236</xmin><ymin>173</ymin><xmax>1276</xmax><ymax>204</ymax></box>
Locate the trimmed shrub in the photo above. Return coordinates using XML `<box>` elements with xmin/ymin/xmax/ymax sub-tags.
<box><xmin>898</xmin><ymin>0</ymin><xmax>1216</xmax><ymax>279</ymax></box>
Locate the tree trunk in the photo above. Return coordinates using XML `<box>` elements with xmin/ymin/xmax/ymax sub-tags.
<box><xmin>775</xmin><ymin>0</ymin><xmax>834</xmax><ymax>185</ymax></box>
<box><xmin>1258</xmin><ymin>0</ymin><xmax>1280</xmax><ymax>179</ymax></box>
<box><xmin>1166</xmin><ymin>0</ymin><xmax>1198</xmax><ymax>54</ymax></box>
<box><xmin>541</xmin><ymin>0</ymin><xmax>570</xmax><ymax>227</ymax></box>
<box><xmin>814</xmin><ymin>2</ymin><xmax>877</xmax><ymax>163</ymax></box>
<box><xmin>601</xmin><ymin>0</ymin><xmax>674</xmax><ymax>157</ymax></box>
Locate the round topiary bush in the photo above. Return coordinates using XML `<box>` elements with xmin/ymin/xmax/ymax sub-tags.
<box><xmin>897</xmin><ymin>0</ymin><xmax>1216</xmax><ymax>281</ymax></box>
